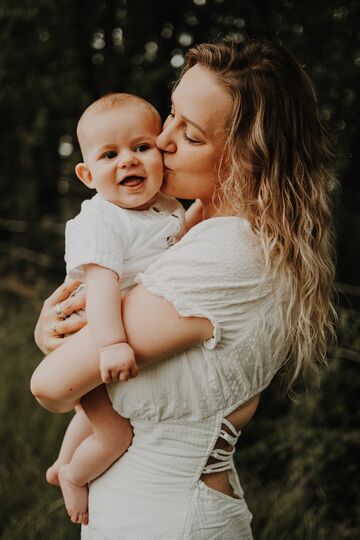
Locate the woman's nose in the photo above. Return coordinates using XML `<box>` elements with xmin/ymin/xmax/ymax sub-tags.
<box><xmin>156</xmin><ymin>123</ymin><xmax>177</xmax><ymax>153</ymax></box>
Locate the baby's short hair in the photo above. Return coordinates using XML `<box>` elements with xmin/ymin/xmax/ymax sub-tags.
<box><xmin>77</xmin><ymin>93</ymin><xmax>161</xmax><ymax>147</ymax></box>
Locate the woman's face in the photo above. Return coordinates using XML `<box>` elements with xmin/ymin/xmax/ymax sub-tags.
<box><xmin>156</xmin><ymin>64</ymin><xmax>233</xmax><ymax>215</ymax></box>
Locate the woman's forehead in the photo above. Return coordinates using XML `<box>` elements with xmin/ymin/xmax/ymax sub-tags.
<box><xmin>172</xmin><ymin>64</ymin><xmax>232</xmax><ymax>135</ymax></box>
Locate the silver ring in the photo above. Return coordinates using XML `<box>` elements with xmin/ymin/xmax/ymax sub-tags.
<box><xmin>51</xmin><ymin>321</ymin><xmax>59</xmax><ymax>335</ymax></box>
<box><xmin>55</xmin><ymin>302</ymin><xmax>66</xmax><ymax>320</ymax></box>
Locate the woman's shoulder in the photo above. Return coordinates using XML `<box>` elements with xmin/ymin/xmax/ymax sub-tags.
<box><xmin>139</xmin><ymin>215</ymin><xmax>267</xmax><ymax>308</ymax></box>
<box><xmin>171</xmin><ymin>216</ymin><xmax>264</xmax><ymax>274</ymax></box>
<box><xmin>184</xmin><ymin>216</ymin><xmax>258</xmax><ymax>247</ymax></box>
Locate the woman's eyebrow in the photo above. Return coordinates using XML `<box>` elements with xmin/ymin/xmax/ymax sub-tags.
<box><xmin>181</xmin><ymin>115</ymin><xmax>206</xmax><ymax>137</ymax></box>
<box><xmin>171</xmin><ymin>96</ymin><xmax>206</xmax><ymax>136</ymax></box>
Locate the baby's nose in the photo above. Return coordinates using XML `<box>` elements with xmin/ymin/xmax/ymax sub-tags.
<box><xmin>118</xmin><ymin>150</ymin><xmax>139</xmax><ymax>167</ymax></box>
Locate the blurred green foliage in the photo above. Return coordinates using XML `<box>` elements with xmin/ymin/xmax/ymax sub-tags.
<box><xmin>0</xmin><ymin>0</ymin><xmax>359</xmax><ymax>538</ymax></box>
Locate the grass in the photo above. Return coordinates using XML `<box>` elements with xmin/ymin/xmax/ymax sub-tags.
<box><xmin>0</xmin><ymin>282</ymin><xmax>79</xmax><ymax>540</ymax></box>
<box><xmin>0</xmin><ymin>277</ymin><xmax>359</xmax><ymax>539</ymax></box>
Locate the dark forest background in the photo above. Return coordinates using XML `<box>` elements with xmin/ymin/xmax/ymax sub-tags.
<box><xmin>0</xmin><ymin>1</ymin><xmax>359</xmax><ymax>539</ymax></box>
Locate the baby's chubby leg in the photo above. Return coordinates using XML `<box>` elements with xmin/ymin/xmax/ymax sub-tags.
<box><xmin>46</xmin><ymin>405</ymin><xmax>93</xmax><ymax>486</ymax></box>
<box><xmin>58</xmin><ymin>385</ymin><xmax>133</xmax><ymax>525</ymax></box>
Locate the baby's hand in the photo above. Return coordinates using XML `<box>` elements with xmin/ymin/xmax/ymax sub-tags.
<box><xmin>100</xmin><ymin>343</ymin><xmax>138</xmax><ymax>384</ymax></box>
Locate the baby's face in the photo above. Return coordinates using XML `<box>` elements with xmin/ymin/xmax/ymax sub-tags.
<box><xmin>80</xmin><ymin>104</ymin><xmax>163</xmax><ymax>210</ymax></box>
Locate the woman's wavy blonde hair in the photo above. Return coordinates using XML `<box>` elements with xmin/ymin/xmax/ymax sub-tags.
<box><xmin>180</xmin><ymin>39</ymin><xmax>337</xmax><ymax>392</ymax></box>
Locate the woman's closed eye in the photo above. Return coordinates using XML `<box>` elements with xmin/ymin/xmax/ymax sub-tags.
<box><xmin>183</xmin><ymin>131</ymin><xmax>201</xmax><ymax>145</ymax></box>
<box><xmin>167</xmin><ymin>110</ymin><xmax>201</xmax><ymax>144</ymax></box>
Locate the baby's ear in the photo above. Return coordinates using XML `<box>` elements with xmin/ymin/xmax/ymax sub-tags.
<box><xmin>75</xmin><ymin>163</ymin><xmax>94</xmax><ymax>188</ymax></box>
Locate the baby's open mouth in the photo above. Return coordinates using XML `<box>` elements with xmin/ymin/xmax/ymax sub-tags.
<box><xmin>119</xmin><ymin>175</ymin><xmax>145</xmax><ymax>187</ymax></box>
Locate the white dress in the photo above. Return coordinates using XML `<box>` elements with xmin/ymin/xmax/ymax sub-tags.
<box><xmin>81</xmin><ymin>217</ymin><xmax>286</xmax><ymax>540</ymax></box>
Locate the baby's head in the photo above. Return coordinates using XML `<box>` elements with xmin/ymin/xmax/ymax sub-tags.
<box><xmin>75</xmin><ymin>93</ymin><xmax>163</xmax><ymax>210</ymax></box>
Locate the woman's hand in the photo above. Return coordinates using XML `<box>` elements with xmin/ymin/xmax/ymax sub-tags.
<box><xmin>34</xmin><ymin>279</ymin><xmax>87</xmax><ymax>355</ymax></box>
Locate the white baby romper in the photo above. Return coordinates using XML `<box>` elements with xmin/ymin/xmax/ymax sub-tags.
<box><xmin>65</xmin><ymin>192</ymin><xmax>185</xmax><ymax>289</ymax></box>
<box><xmin>81</xmin><ymin>217</ymin><xmax>286</xmax><ymax>540</ymax></box>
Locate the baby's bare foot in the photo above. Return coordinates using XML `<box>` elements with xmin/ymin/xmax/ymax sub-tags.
<box><xmin>46</xmin><ymin>460</ymin><xmax>61</xmax><ymax>486</ymax></box>
<box><xmin>58</xmin><ymin>465</ymin><xmax>89</xmax><ymax>525</ymax></box>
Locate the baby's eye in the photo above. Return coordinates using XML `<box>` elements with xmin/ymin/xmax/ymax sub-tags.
<box><xmin>103</xmin><ymin>150</ymin><xmax>117</xmax><ymax>160</ymax></box>
<box><xmin>134</xmin><ymin>143</ymin><xmax>150</xmax><ymax>152</ymax></box>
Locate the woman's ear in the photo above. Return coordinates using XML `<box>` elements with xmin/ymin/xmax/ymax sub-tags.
<box><xmin>75</xmin><ymin>163</ymin><xmax>94</xmax><ymax>188</ymax></box>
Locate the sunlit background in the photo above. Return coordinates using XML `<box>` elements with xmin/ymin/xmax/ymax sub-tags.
<box><xmin>0</xmin><ymin>1</ymin><xmax>359</xmax><ymax>538</ymax></box>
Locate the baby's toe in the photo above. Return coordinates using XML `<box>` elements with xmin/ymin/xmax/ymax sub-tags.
<box><xmin>70</xmin><ymin>511</ymin><xmax>79</xmax><ymax>524</ymax></box>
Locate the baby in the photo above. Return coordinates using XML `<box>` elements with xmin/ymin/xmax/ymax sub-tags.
<box><xmin>44</xmin><ymin>93</ymin><xmax>201</xmax><ymax>525</ymax></box>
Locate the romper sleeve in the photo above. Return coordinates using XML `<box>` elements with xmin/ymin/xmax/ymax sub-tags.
<box><xmin>65</xmin><ymin>195</ymin><xmax>129</xmax><ymax>280</ymax></box>
<box><xmin>136</xmin><ymin>218</ymin><xmax>271</xmax><ymax>350</ymax></box>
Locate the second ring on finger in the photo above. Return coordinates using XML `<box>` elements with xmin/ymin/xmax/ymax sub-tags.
<box><xmin>55</xmin><ymin>302</ymin><xmax>67</xmax><ymax>320</ymax></box>
<box><xmin>51</xmin><ymin>319</ymin><xmax>65</xmax><ymax>336</ymax></box>
<box><xmin>51</xmin><ymin>321</ymin><xmax>59</xmax><ymax>335</ymax></box>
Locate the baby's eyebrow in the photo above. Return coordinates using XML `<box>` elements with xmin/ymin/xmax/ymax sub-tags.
<box><xmin>97</xmin><ymin>143</ymin><xmax>116</xmax><ymax>151</ymax></box>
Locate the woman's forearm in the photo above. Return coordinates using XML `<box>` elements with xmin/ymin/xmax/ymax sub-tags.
<box><xmin>122</xmin><ymin>284</ymin><xmax>212</xmax><ymax>366</ymax></box>
<box><xmin>31</xmin><ymin>284</ymin><xmax>212</xmax><ymax>412</ymax></box>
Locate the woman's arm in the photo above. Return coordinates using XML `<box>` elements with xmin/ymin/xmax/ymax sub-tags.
<box><xmin>31</xmin><ymin>283</ymin><xmax>213</xmax><ymax>412</ymax></box>
<box><xmin>123</xmin><ymin>284</ymin><xmax>213</xmax><ymax>365</ymax></box>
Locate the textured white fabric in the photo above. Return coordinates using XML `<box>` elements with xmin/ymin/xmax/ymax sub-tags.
<box><xmin>82</xmin><ymin>217</ymin><xmax>287</xmax><ymax>539</ymax></box>
<box><xmin>65</xmin><ymin>192</ymin><xmax>184</xmax><ymax>290</ymax></box>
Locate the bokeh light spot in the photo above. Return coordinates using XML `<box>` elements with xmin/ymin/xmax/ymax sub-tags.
<box><xmin>178</xmin><ymin>33</ymin><xmax>193</xmax><ymax>47</ymax></box>
<box><xmin>161</xmin><ymin>23</ymin><xmax>174</xmax><ymax>38</ymax></box>
<box><xmin>58</xmin><ymin>136</ymin><xmax>73</xmax><ymax>158</ymax></box>
<box><xmin>91</xmin><ymin>30</ymin><xmax>105</xmax><ymax>50</ymax></box>
<box><xmin>92</xmin><ymin>53</ymin><xmax>104</xmax><ymax>65</ymax></box>
<box><xmin>171</xmin><ymin>54</ymin><xmax>185</xmax><ymax>68</ymax></box>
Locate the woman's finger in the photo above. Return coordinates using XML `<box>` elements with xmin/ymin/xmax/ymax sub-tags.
<box><xmin>47</xmin><ymin>336</ymin><xmax>67</xmax><ymax>351</ymax></box>
<box><xmin>38</xmin><ymin>334</ymin><xmax>66</xmax><ymax>355</ymax></box>
<box><xmin>53</xmin><ymin>314</ymin><xmax>87</xmax><ymax>336</ymax></box>
<box><xmin>45</xmin><ymin>279</ymin><xmax>82</xmax><ymax>307</ymax></box>
<box><xmin>45</xmin><ymin>319</ymin><xmax>88</xmax><ymax>352</ymax></box>
<box><xmin>59</xmin><ymin>292</ymin><xmax>87</xmax><ymax>318</ymax></box>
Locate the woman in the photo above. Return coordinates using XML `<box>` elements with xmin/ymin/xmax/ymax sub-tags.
<box><xmin>31</xmin><ymin>39</ymin><xmax>336</xmax><ymax>539</ymax></box>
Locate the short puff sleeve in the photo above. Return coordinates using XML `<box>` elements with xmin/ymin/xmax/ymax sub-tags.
<box><xmin>136</xmin><ymin>217</ymin><xmax>270</xmax><ymax>350</ymax></box>
<box><xmin>65</xmin><ymin>195</ymin><xmax>129</xmax><ymax>281</ymax></box>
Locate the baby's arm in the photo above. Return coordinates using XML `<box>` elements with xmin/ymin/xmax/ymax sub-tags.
<box><xmin>84</xmin><ymin>264</ymin><xmax>138</xmax><ymax>384</ymax></box>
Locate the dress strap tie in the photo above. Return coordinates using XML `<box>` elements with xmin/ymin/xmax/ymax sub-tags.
<box><xmin>202</xmin><ymin>418</ymin><xmax>241</xmax><ymax>474</ymax></box>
